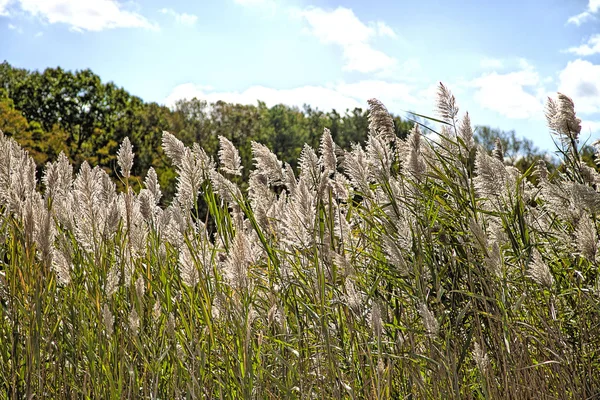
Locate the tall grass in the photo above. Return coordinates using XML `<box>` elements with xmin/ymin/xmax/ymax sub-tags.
<box><xmin>0</xmin><ymin>85</ymin><xmax>599</xmax><ymax>399</ymax></box>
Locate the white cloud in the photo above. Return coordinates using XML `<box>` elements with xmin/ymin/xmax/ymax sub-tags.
<box><xmin>0</xmin><ymin>0</ymin><xmax>11</xmax><ymax>16</ymax></box>
<box><xmin>341</xmin><ymin>42</ymin><xmax>396</xmax><ymax>73</ymax></box>
<box><xmin>8</xmin><ymin>22</ymin><xmax>23</xmax><ymax>33</ymax></box>
<box><xmin>165</xmin><ymin>83</ymin><xmax>360</xmax><ymax>111</ymax></box>
<box><xmin>34</xmin><ymin>30</ymin><xmax>42</xmax><ymax>37</ymax></box>
<box><xmin>581</xmin><ymin>120</ymin><xmax>600</xmax><ymax>136</ymax></box>
<box><xmin>159</xmin><ymin>8</ymin><xmax>197</xmax><ymax>26</ymax></box>
<box><xmin>470</xmin><ymin>62</ymin><xmax>546</xmax><ymax>119</ymax></box>
<box><xmin>567</xmin><ymin>0</ymin><xmax>600</xmax><ymax>25</ymax></box>
<box><xmin>11</xmin><ymin>0</ymin><xmax>156</xmax><ymax>32</ymax></box>
<box><xmin>233</xmin><ymin>0</ymin><xmax>278</xmax><ymax>14</ymax></box>
<box><xmin>375</xmin><ymin>21</ymin><xmax>397</xmax><ymax>39</ymax></box>
<box><xmin>480</xmin><ymin>58</ymin><xmax>503</xmax><ymax>69</ymax></box>
<box><xmin>293</xmin><ymin>6</ymin><xmax>397</xmax><ymax>74</ymax></box>
<box><xmin>234</xmin><ymin>0</ymin><xmax>270</xmax><ymax>6</ymax></box>
<box><xmin>558</xmin><ymin>59</ymin><xmax>600</xmax><ymax>114</ymax></box>
<box><xmin>163</xmin><ymin>80</ymin><xmax>430</xmax><ymax>114</ymax></box>
<box><xmin>565</xmin><ymin>34</ymin><xmax>600</xmax><ymax>56</ymax></box>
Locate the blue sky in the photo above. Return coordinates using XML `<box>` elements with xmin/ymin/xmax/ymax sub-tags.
<box><xmin>1</xmin><ymin>0</ymin><xmax>600</xmax><ymax>151</ymax></box>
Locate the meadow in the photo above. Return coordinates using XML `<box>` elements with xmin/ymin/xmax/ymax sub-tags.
<box><xmin>0</xmin><ymin>83</ymin><xmax>599</xmax><ymax>399</ymax></box>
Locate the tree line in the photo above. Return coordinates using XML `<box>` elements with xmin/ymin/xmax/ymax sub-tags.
<box><xmin>0</xmin><ymin>61</ymin><xmax>562</xmax><ymax>201</ymax></box>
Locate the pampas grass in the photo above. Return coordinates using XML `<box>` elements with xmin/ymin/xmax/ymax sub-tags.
<box><xmin>0</xmin><ymin>85</ymin><xmax>599</xmax><ymax>399</ymax></box>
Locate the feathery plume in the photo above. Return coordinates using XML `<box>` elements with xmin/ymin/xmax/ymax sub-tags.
<box><xmin>248</xmin><ymin>171</ymin><xmax>274</xmax><ymax>229</ymax></box>
<box><xmin>56</xmin><ymin>152</ymin><xmax>73</xmax><ymax>193</ymax></box>
<box><xmin>574</xmin><ymin>216</ymin><xmax>598</xmax><ymax>262</ymax></box>
<box><xmin>51</xmin><ymin>248</ymin><xmax>72</xmax><ymax>286</ymax></box>
<box><xmin>223</xmin><ymin>229</ymin><xmax>256</xmax><ymax>290</ymax></box>
<box><xmin>104</xmin><ymin>199</ymin><xmax>121</xmax><ymax>239</ymax></box>
<box><xmin>492</xmin><ymin>138</ymin><xmax>504</xmax><ymax>162</ymax></box>
<box><xmin>367</xmin><ymin>98</ymin><xmax>396</xmax><ymax>142</ymax></box>
<box><xmin>0</xmin><ymin>133</ymin><xmax>37</xmax><ymax>213</ymax></box>
<box><xmin>473</xmin><ymin>342</ymin><xmax>490</xmax><ymax>373</ymax></box>
<box><xmin>135</xmin><ymin>276</ymin><xmax>145</xmax><ymax>299</ymax></box>
<box><xmin>580</xmin><ymin>164</ymin><xmax>600</xmax><ymax>187</ymax></box>
<box><xmin>43</xmin><ymin>151</ymin><xmax>73</xmax><ymax>201</ymax></box>
<box><xmin>283</xmin><ymin>162</ymin><xmax>297</xmax><ymax>195</ymax></box>
<box><xmin>535</xmin><ymin>159</ymin><xmax>548</xmax><ymax>182</ymax></box>
<box><xmin>34</xmin><ymin>197</ymin><xmax>55</xmax><ymax>266</ymax></box>
<box><xmin>166</xmin><ymin>313</ymin><xmax>176</xmax><ymax>338</ymax></box>
<box><xmin>162</xmin><ymin>131</ymin><xmax>187</xmax><ymax>167</ymax></box>
<box><xmin>319</xmin><ymin>128</ymin><xmax>337</xmax><ymax>174</ymax></box>
<box><xmin>469</xmin><ymin>217</ymin><xmax>488</xmax><ymax>252</ymax></box>
<box><xmin>458</xmin><ymin>112</ymin><xmax>474</xmax><ymax>151</ymax></box>
<box><xmin>298</xmin><ymin>144</ymin><xmax>320</xmax><ymax>185</ymax></box>
<box><xmin>144</xmin><ymin>167</ymin><xmax>161</xmax><ymax>205</ymax></box>
<box><xmin>120</xmin><ymin>193</ymin><xmax>148</xmax><ymax>259</ymax></box>
<box><xmin>545</xmin><ymin>93</ymin><xmax>581</xmax><ymax>146</ymax></box>
<box><xmin>105</xmin><ymin>265</ymin><xmax>120</xmax><ymax>297</ymax></box>
<box><xmin>283</xmin><ymin>176</ymin><xmax>317</xmax><ymax>248</ymax></box>
<box><xmin>382</xmin><ymin>234</ymin><xmax>408</xmax><ymax>275</ymax></box>
<box><xmin>99</xmin><ymin>169</ymin><xmax>117</xmax><ymax>206</ymax></box>
<box><xmin>117</xmin><ymin>137</ymin><xmax>134</xmax><ymax>178</ymax></box>
<box><xmin>42</xmin><ymin>160</ymin><xmax>60</xmax><ymax>200</ymax></box>
<box><xmin>129</xmin><ymin>308</ymin><xmax>140</xmax><ymax>335</ymax></box>
<box><xmin>218</xmin><ymin>136</ymin><xmax>243</xmax><ymax>176</ymax></box>
<box><xmin>179</xmin><ymin>244</ymin><xmax>199</xmax><ymax>287</ymax></box>
<box><xmin>594</xmin><ymin>139</ymin><xmax>600</xmax><ymax>168</ymax></box>
<box><xmin>344</xmin><ymin>143</ymin><xmax>371</xmax><ymax>195</ymax></box>
<box><xmin>267</xmin><ymin>303</ymin><xmax>283</xmax><ymax>328</ymax></box>
<box><xmin>72</xmin><ymin>161</ymin><xmax>103</xmax><ymax>252</ymax></box>
<box><xmin>192</xmin><ymin>143</ymin><xmax>216</xmax><ymax>172</ymax></box>
<box><xmin>123</xmin><ymin>252</ymin><xmax>134</xmax><ymax>288</ymax></box>
<box><xmin>330</xmin><ymin>174</ymin><xmax>350</xmax><ymax>201</ymax></box>
<box><xmin>405</xmin><ymin>124</ymin><xmax>426</xmax><ymax>180</ymax></box>
<box><xmin>210</xmin><ymin>170</ymin><xmax>242</xmax><ymax>205</ymax></box>
<box><xmin>474</xmin><ymin>147</ymin><xmax>508</xmax><ymax>199</ymax></box>
<box><xmin>436</xmin><ymin>82</ymin><xmax>459</xmax><ymax>124</ymax></box>
<box><xmin>527</xmin><ymin>249</ymin><xmax>554</xmax><ymax>288</ymax></box>
<box><xmin>344</xmin><ymin>278</ymin><xmax>364</xmax><ymax>314</ymax></box>
<box><xmin>366</xmin><ymin>135</ymin><xmax>392</xmax><ymax>183</ymax></box>
<box><xmin>176</xmin><ymin>148</ymin><xmax>205</xmax><ymax>210</ymax></box>
<box><xmin>251</xmin><ymin>141</ymin><xmax>283</xmax><ymax>184</ymax></box>
<box><xmin>571</xmin><ymin>182</ymin><xmax>600</xmax><ymax>214</ymax></box>
<box><xmin>138</xmin><ymin>189</ymin><xmax>154</xmax><ymax>222</ymax></box>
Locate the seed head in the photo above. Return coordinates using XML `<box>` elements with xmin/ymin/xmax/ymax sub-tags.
<box><xmin>367</xmin><ymin>98</ymin><xmax>396</xmax><ymax>142</ymax></box>
<box><xmin>218</xmin><ymin>135</ymin><xmax>243</xmax><ymax>176</ymax></box>
<box><xmin>545</xmin><ymin>93</ymin><xmax>581</xmax><ymax>146</ymax></box>
<box><xmin>527</xmin><ymin>249</ymin><xmax>554</xmax><ymax>288</ymax></box>
<box><xmin>117</xmin><ymin>137</ymin><xmax>134</xmax><ymax>178</ymax></box>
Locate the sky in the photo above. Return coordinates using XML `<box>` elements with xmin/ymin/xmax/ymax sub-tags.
<box><xmin>1</xmin><ymin>0</ymin><xmax>600</xmax><ymax>152</ymax></box>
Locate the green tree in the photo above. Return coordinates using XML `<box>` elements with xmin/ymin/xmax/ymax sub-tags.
<box><xmin>474</xmin><ymin>125</ymin><xmax>548</xmax><ymax>173</ymax></box>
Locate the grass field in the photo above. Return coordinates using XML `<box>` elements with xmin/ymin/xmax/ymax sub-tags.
<box><xmin>0</xmin><ymin>84</ymin><xmax>599</xmax><ymax>399</ymax></box>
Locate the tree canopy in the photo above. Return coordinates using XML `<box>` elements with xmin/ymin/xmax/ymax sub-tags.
<box><xmin>2</xmin><ymin>61</ymin><xmax>585</xmax><ymax>200</ymax></box>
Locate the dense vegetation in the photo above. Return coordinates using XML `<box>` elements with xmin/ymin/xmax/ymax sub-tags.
<box><xmin>1</xmin><ymin>64</ymin><xmax>599</xmax><ymax>398</ymax></box>
<box><xmin>0</xmin><ymin>62</ymin><xmax>551</xmax><ymax>199</ymax></box>
<box><xmin>0</xmin><ymin>62</ymin><xmax>417</xmax><ymax>198</ymax></box>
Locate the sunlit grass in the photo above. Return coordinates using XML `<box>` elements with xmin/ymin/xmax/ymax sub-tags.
<box><xmin>0</xmin><ymin>85</ymin><xmax>599</xmax><ymax>399</ymax></box>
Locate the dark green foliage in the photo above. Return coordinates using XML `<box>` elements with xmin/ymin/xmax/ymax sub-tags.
<box><xmin>0</xmin><ymin>61</ymin><xmax>413</xmax><ymax>201</ymax></box>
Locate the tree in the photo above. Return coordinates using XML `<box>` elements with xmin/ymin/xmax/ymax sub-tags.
<box><xmin>474</xmin><ymin>125</ymin><xmax>548</xmax><ymax>173</ymax></box>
